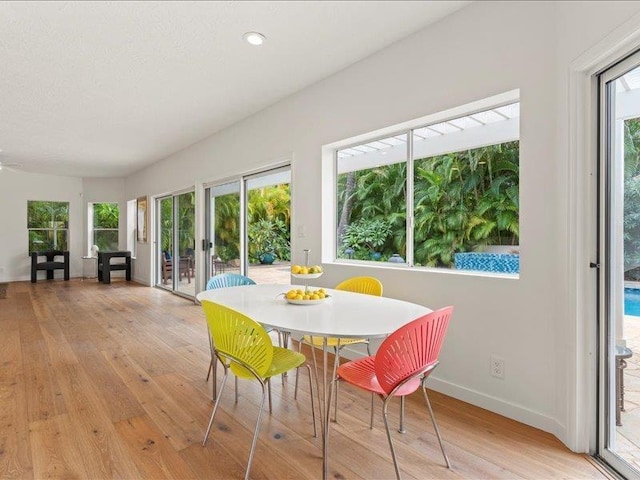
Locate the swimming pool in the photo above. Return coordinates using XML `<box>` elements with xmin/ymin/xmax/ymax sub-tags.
<box><xmin>625</xmin><ymin>287</ymin><xmax>640</xmax><ymax>316</ymax></box>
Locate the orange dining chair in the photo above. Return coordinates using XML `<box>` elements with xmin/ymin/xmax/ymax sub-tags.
<box><xmin>294</xmin><ymin>276</ymin><xmax>383</xmax><ymax>421</ymax></box>
<box><xmin>329</xmin><ymin>306</ymin><xmax>454</xmax><ymax>480</ymax></box>
<box><xmin>201</xmin><ymin>301</ymin><xmax>316</xmax><ymax>480</ymax></box>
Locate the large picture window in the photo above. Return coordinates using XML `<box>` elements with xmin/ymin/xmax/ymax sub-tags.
<box><xmin>335</xmin><ymin>100</ymin><xmax>520</xmax><ymax>275</ymax></box>
<box><xmin>92</xmin><ymin>202</ymin><xmax>119</xmax><ymax>251</ymax></box>
<box><xmin>28</xmin><ymin>201</ymin><xmax>69</xmax><ymax>253</ymax></box>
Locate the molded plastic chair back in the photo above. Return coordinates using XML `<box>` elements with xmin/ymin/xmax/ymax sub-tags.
<box><xmin>335</xmin><ymin>276</ymin><xmax>383</xmax><ymax>296</ymax></box>
<box><xmin>201</xmin><ymin>300</ymin><xmax>273</xmax><ymax>379</ymax></box>
<box><xmin>206</xmin><ymin>273</ymin><xmax>256</xmax><ymax>291</ymax></box>
<box><xmin>375</xmin><ymin>306</ymin><xmax>453</xmax><ymax>396</ymax></box>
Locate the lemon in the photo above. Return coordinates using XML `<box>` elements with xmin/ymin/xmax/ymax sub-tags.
<box><xmin>310</xmin><ymin>294</ymin><xmax>320</xmax><ymax>300</ymax></box>
<box><xmin>291</xmin><ymin>264</ymin><xmax>301</xmax><ymax>274</ymax></box>
<box><xmin>286</xmin><ymin>291</ymin><xmax>297</xmax><ymax>300</ymax></box>
<box><xmin>295</xmin><ymin>294</ymin><xmax>303</xmax><ymax>300</ymax></box>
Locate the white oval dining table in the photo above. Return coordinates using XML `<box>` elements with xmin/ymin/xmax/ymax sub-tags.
<box><xmin>196</xmin><ymin>283</ymin><xmax>431</xmax><ymax>480</ymax></box>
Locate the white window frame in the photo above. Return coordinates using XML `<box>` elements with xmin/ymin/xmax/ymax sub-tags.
<box><xmin>89</xmin><ymin>202</ymin><xmax>120</xmax><ymax>252</ymax></box>
<box><xmin>27</xmin><ymin>200</ymin><xmax>70</xmax><ymax>253</ymax></box>
<box><xmin>322</xmin><ymin>89</ymin><xmax>520</xmax><ymax>275</ymax></box>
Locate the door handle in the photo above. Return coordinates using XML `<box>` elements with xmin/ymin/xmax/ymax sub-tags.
<box><xmin>590</xmin><ymin>262</ymin><xmax>600</xmax><ymax>268</ymax></box>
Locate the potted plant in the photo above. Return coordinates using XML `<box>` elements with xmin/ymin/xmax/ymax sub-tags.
<box><xmin>248</xmin><ymin>218</ymin><xmax>290</xmax><ymax>264</ymax></box>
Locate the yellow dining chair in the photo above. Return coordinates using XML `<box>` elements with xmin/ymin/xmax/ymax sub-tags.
<box><xmin>204</xmin><ymin>273</ymin><xmax>257</xmax><ymax>403</ymax></box>
<box><xmin>294</xmin><ymin>276</ymin><xmax>383</xmax><ymax>421</ymax></box>
<box><xmin>201</xmin><ymin>301</ymin><xmax>317</xmax><ymax>480</ymax></box>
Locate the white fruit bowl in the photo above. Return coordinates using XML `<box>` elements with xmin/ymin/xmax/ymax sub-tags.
<box><xmin>285</xmin><ymin>296</ymin><xmax>329</xmax><ymax>306</ymax></box>
<box><xmin>291</xmin><ymin>272</ymin><xmax>323</xmax><ymax>279</ymax></box>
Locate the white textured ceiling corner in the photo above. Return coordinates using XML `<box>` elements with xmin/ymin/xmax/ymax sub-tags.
<box><xmin>0</xmin><ymin>1</ymin><xmax>470</xmax><ymax>178</ymax></box>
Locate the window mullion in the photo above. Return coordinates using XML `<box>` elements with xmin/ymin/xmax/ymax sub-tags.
<box><xmin>406</xmin><ymin>129</ymin><xmax>414</xmax><ymax>267</ymax></box>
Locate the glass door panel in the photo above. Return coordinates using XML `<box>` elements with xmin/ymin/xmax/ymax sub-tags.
<box><xmin>176</xmin><ymin>191</ymin><xmax>196</xmax><ymax>297</ymax></box>
<box><xmin>157</xmin><ymin>196</ymin><xmax>174</xmax><ymax>289</ymax></box>
<box><xmin>599</xmin><ymin>53</ymin><xmax>640</xmax><ymax>479</ymax></box>
<box><xmin>209</xmin><ymin>182</ymin><xmax>242</xmax><ymax>278</ymax></box>
<box><xmin>246</xmin><ymin>168</ymin><xmax>291</xmax><ymax>284</ymax></box>
<box><xmin>204</xmin><ymin>166</ymin><xmax>292</xmax><ymax>286</ymax></box>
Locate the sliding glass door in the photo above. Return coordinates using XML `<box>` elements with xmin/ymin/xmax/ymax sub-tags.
<box><xmin>245</xmin><ymin>167</ymin><xmax>291</xmax><ymax>281</ymax></box>
<box><xmin>156</xmin><ymin>190</ymin><xmax>196</xmax><ymax>298</ymax></box>
<box><xmin>206</xmin><ymin>181</ymin><xmax>242</xmax><ymax>278</ymax></box>
<box><xmin>598</xmin><ymin>51</ymin><xmax>640</xmax><ymax>479</ymax></box>
<box><xmin>205</xmin><ymin>166</ymin><xmax>291</xmax><ymax>285</ymax></box>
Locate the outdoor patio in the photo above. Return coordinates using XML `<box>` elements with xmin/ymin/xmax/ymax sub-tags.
<box><xmin>171</xmin><ymin>261</ymin><xmax>292</xmax><ymax>298</ymax></box>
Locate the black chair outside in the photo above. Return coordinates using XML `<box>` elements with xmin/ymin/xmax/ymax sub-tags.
<box><xmin>97</xmin><ymin>251</ymin><xmax>132</xmax><ymax>284</ymax></box>
<box><xmin>30</xmin><ymin>251</ymin><xmax>69</xmax><ymax>283</ymax></box>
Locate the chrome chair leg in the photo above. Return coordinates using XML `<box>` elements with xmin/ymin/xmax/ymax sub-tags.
<box><xmin>295</xmin><ymin>337</ymin><xmax>322</xmax><ymax>414</ymax></box>
<box><xmin>211</xmin><ymin>362</ymin><xmax>217</xmax><ymax>402</ymax></box>
<box><xmin>289</xmin><ymin>350</ymin><xmax>318</xmax><ymax>436</ymax></box>
<box><xmin>206</xmin><ymin>326</ymin><xmax>214</xmax><ymax>380</ymax></box>
<box><xmin>268</xmin><ymin>379</ymin><xmax>273</xmax><ymax>414</ymax></box>
<box><xmin>398</xmin><ymin>396</ymin><xmax>406</xmax><ymax>433</ymax></box>
<box><xmin>332</xmin><ymin>346</ymin><xmax>341</xmax><ymax>422</ymax></box>
<box><xmin>280</xmin><ymin>331</ymin><xmax>290</xmax><ymax>380</ymax></box>
<box><xmin>294</xmin><ymin>339</ymin><xmax>302</xmax><ymax>399</ymax></box>
<box><xmin>382</xmin><ymin>396</ymin><xmax>402</xmax><ymax>480</ymax></box>
<box><xmin>206</xmin><ymin>358</ymin><xmax>214</xmax><ymax>382</ymax></box>
<box><xmin>370</xmin><ymin>393</ymin><xmax>375</xmax><ymax>429</ymax></box>
<box><xmin>309</xmin><ymin>338</ymin><xmax>323</xmax><ymax>422</ymax></box>
<box><xmin>207</xmin><ymin>331</ymin><xmax>218</xmax><ymax>401</ymax></box>
<box><xmin>245</xmin><ymin>382</ymin><xmax>268</xmax><ymax>480</ymax></box>
<box><xmin>422</xmin><ymin>385</ymin><xmax>451</xmax><ymax>468</ymax></box>
<box><xmin>203</xmin><ymin>366</ymin><xmax>229</xmax><ymax>445</ymax></box>
<box><xmin>235</xmin><ymin>376</ymin><xmax>239</xmax><ymax>404</ymax></box>
<box><xmin>305</xmin><ymin>363</ymin><xmax>318</xmax><ymax>437</ymax></box>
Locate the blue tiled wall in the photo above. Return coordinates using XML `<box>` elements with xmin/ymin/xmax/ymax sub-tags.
<box><xmin>454</xmin><ymin>252</ymin><xmax>520</xmax><ymax>274</ymax></box>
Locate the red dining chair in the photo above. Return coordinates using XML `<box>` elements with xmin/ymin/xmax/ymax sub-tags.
<box><xmin>330</xmin><ymin>306</ymin><xmax>453</xmax><ymax>480</ymax></box>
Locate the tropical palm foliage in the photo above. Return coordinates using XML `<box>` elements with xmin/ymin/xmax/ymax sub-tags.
<box><xmin>27</xmin><ymin>201</ymin><xmax>69</xmax><ymax>252</ymax></box>
<box><xmin>212</xmin><ymin>184</ymin><xmax>291</xmax><ymax>263</ymax></box>
<box><xmin>93</xmin><ymin>202</ymin><xmax>119</xmax><ymax>251</ymax></box>
<box><xmin>159</xmin><ymin>193</ymin><xmax>196</xmax><ymax>256</ymax></box>
<box><xmin>337</xmin><ymin>141</ymin><xmax>520</xmax><ymax>267</ymax></box>
<box><xmin>247</xmin><ymin>184</ymin><xmax>291</xmax><ymax>263</ymax></box>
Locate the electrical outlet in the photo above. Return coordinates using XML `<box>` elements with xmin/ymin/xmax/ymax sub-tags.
<box><xmin>490</xmin><ymin>354</ymin><xmax>505</xmax><ymax>379</ymax></box>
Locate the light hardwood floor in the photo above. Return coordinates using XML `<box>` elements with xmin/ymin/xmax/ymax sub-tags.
<box><xmin>0</xmin><ymin>279</ymin><xmax>609</xmax><ymax>479</ymax></box>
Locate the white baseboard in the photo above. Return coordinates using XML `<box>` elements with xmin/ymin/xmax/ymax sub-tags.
<box><xmin>425</xmin><ymin>376</ymin><xmax>560</xmax><ymax>435</ymax></box>
<box><xmin>339</xmin><ymin>345</ymin><xmax>563</xmax><ymax>442</ymax></box>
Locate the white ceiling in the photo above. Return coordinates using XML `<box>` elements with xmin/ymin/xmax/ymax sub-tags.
<box><xmin>0</xmin><ymin>1</ymin><xmax>469</xmax><ymax>178</ymax></box>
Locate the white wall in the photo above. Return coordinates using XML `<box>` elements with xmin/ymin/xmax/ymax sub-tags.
<box><xmin>123</xmin><ymin>1</ymin><xmax>640</xmax><ymax>451</ymax></box>
<box><xmin>0</xmin><ymin>172</ymin><xmax>126</xmax><ymax>282</ymax></box>
<box><xmin>0</xmin><ymin>170</ymin><xmax>84</xmax><ymax>281</ymax></box>
<box><xmin>82</xmin><ymin>177</ymin><xmax>128</xmax><ymax>278</ymax></box>
<box><xmin>82</xmin><ymin>177</ymin><xmax>127</xmax><ymax>254</ymax></box>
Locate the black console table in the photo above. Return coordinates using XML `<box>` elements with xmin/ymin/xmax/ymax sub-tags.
<box><xmin>30</xmin><ymin>251</ymin><xmax>70</xmax><ymax>283</ymax></box>
<box><xmin>97</xmin><ymin>251</ymin><xmax>132</xmax><ymax>284</ymax></box>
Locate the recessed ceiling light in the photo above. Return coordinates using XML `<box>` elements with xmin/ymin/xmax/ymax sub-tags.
<box><xmin>243</xmin><ymin>32</ymin><xmax>266</xmax><ymax>46</ymax></box>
